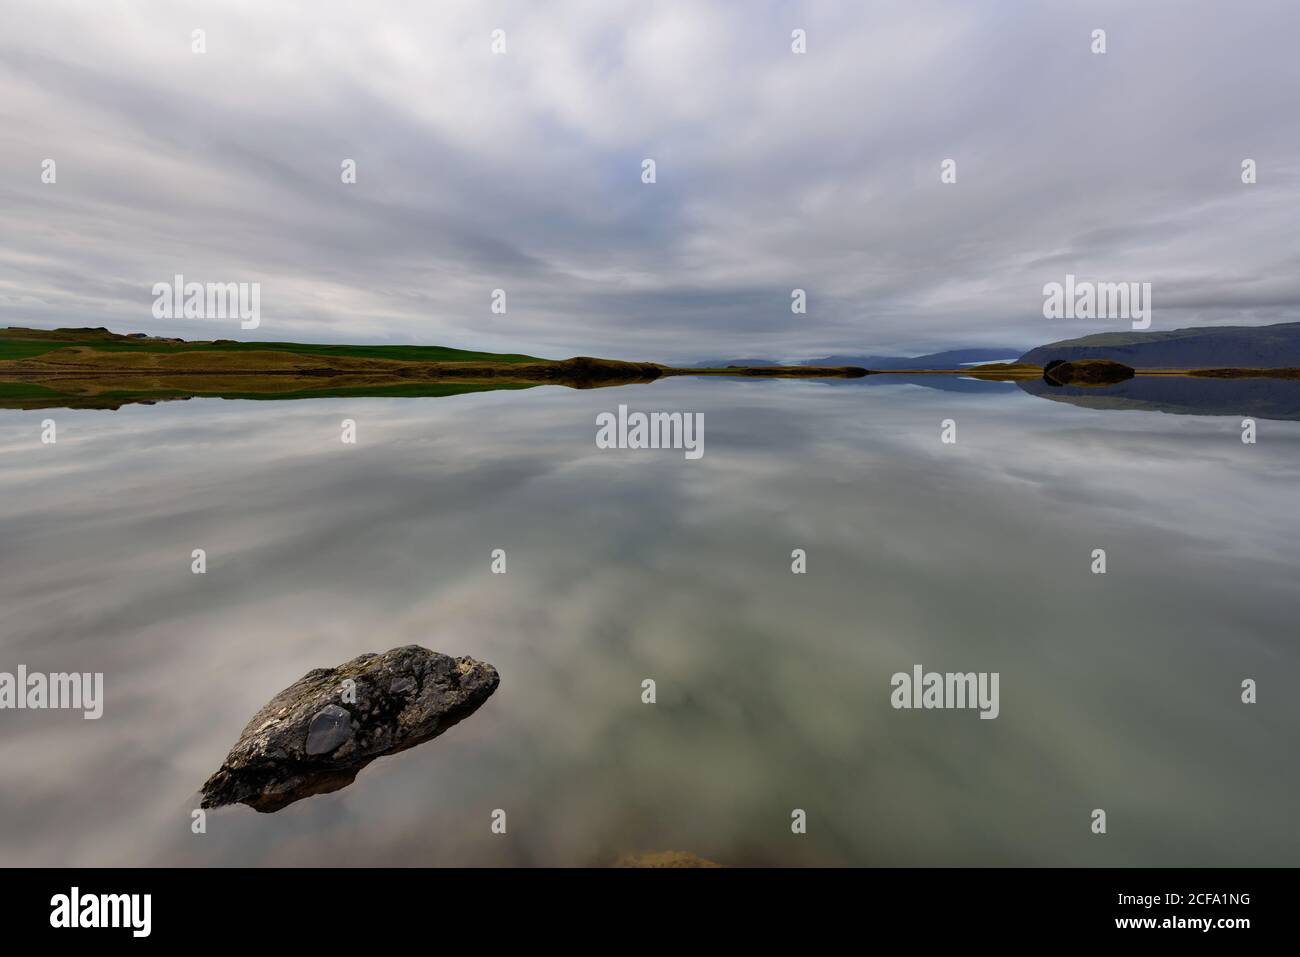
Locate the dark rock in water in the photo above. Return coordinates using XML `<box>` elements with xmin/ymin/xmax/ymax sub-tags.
<box><xmin>1043</xmin><ymin>359</ymin><xmax>1135</xmax><ymax>386</ymax></box>
<box><xmin>201</xmin><ymin>645</ymin><xmax>499</xmax><ymax>813</ymax></box>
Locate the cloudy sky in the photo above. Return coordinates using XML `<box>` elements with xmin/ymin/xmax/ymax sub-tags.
<box><xmin>2</xmin><ymin>0</ymin><xmax>1298</xmax><ymax>362</ymax></box>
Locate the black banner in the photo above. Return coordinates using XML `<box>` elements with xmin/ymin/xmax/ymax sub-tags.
<box><xmin>0</xmin><ymin>867</ymin><xmax>1279</xmax><ymax>943</ymax></box>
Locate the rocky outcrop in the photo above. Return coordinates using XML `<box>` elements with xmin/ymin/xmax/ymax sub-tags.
<box><xmin>201</xmin><ymin>646</ymin><xmax>499</xmax><ymax>812</ymax></box>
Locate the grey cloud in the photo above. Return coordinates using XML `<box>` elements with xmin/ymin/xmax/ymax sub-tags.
<box><xmin>1</xmin><ymin>0</ymin><xmax>1298</xmax><ymax>360</ymax></box>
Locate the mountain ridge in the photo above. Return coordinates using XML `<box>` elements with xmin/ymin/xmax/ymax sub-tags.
<box><xmin>1019</xmin><ymin>322</ymin><xmax>1300</xmax><ymax>368</ymax></box>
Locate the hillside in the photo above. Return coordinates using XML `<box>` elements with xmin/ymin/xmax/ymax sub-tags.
<box><xmin>0</xmin><ymin>326</ymin><xmax>544</xmax><ymax>364</ymax></box>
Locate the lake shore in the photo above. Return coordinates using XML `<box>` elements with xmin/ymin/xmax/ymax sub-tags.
<box><xmin>5</xmin><ymin>327</ymin><xmax>1300</xmax><ymax>409</ymax></box>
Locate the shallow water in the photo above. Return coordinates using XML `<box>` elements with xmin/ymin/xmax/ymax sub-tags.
<box><xmin>1</xmin><ymin>377</ymin><xmax>1296</xmax><ymax>866</ymax></box>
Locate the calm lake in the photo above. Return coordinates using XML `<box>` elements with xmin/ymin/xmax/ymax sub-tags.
<box><xmin>1</xmin><ymin>375</ymin><xmax>1296</xmax><ymax>866</ymax></box>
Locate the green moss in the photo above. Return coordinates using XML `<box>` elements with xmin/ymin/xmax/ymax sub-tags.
<box><xmin>0</xmin><ymin>381</ymin><xmax>64</xmax><ymax>399</ymax></box>
<box><xmin>85</xmin><ymin>381</ymin><xmax>540</xmax><ymax>401</ymax></box>
<box><xmin>0</xmin><ymin>341</ymin><xmax>71</xmax><ymax>361</ymax></box>
<box><xmin>86</xmin><ymin>341</ymin><xmax>543</xmax><ymax>363</ymax></box>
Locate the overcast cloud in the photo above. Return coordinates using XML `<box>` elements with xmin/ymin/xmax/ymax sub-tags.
<box><xmin>2</xmin><ymin>0</ymin><xmax>1298</xmax><ymax>361</ymax></box>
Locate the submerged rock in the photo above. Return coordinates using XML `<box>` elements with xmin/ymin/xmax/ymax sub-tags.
<box><xmin>613</xmin><ymin>851</ymin><xmax>723</xmax><ymax>868</ymax></box>
<box><xmin>201</xmin><ymin>645</ymin><xmax>499</xmax><ymax>813</ymax></box>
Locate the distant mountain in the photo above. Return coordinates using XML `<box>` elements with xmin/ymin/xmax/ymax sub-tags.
<box><xmin>692</xmin><ymin>358</ymin><xmax>781</xmax><ymax>368</ymax></box>
<box><xmin>819</xmin><ymin>373</ymin><xmax>1018</xmax><ymax>394</ymax></box>
<box><xmin>802</xmin><ymin>348</ymin><xmax>1020</xmax><ymax>370</ymax></box>
<box><xmin>1019</xmin><ymin>322</ymin><xmax>1300</xmax><ymax>369</ymax></box>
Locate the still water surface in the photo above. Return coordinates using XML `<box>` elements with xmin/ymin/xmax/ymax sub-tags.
<box><xmin>0</xmin><ymin>376</ymin><xmax>1296</xmax><ymax>865</ymax></box>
